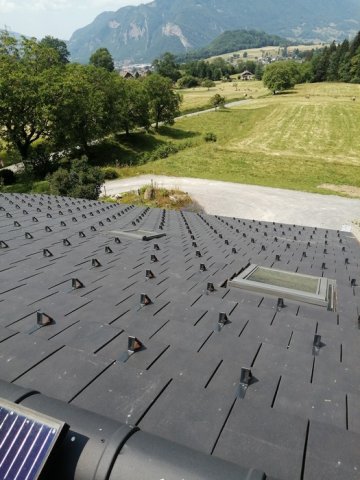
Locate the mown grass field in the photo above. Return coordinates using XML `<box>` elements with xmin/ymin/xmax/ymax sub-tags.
<box><xmin>179</xmin><ymin>80</ymin><xmax>268</xmax><ymax>112</ymax></box>
<box><xmin>117</xmin><ymin>82</ymin><xmax>360</xmax><ymax>196</ymax></box>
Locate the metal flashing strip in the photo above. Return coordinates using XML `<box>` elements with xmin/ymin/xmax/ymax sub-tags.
<box><xmin>107</xmin><ymin>230</ymin><xmax>166</xmax><ymax>241</ymax></box>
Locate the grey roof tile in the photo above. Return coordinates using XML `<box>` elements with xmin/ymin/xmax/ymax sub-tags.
<box><xmin>213</xmin><ymin>401</ymin><xmax>308</xmax><ymax>480</ymax></box>
<box><xmin>304</xmin><ymin>420</ymin><xmax>360</xmax><ymax>480</ymax></box>
<box><xmin>1</xmin><ymin>192</ymin><xmax>360</xmax><ymax>479</ymax></box>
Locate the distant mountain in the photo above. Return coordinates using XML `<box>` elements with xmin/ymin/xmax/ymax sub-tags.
<box><xmin>68</xmin><ymin>0</ymin><xmax>360</xmax><ymax>64</ymax></box>
<box><xmin>177</xmin><ymin>30</ymin><xmax>291</xmax><ymax>62</ymax></box>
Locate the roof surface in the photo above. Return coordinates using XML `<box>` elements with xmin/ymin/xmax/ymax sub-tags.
<box><xmin>0</xmin><ymin>192</ymin><xmax>360</xmax><ymax>480</ymax></box>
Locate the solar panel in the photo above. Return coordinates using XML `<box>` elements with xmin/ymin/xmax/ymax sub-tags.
<box><xmin>0</xmin><ymin>398</ymin><xmax>67</xmax><ymax>480</ymax></box>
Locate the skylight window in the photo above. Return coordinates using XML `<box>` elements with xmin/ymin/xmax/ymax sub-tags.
<box><xmin>229</xmin><ymin>264</ymin><xmax>336</xmax><ymax>310</ymax></box>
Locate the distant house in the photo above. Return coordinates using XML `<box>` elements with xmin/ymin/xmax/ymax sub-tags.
<box><xmin>239</xmin><ymin>70</ymin><xmax>255</xmax><ymax>81</ymax></box>
<box><xmin>120</xmin><ymin>71</ymin><xmax>134</xmax><ymax>79</ymax></box>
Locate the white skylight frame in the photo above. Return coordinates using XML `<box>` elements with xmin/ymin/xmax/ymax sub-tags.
<box><xmin>229</xmin><ymin>264</ymin><xmax>336</xmax><ymax>310</ymax></box>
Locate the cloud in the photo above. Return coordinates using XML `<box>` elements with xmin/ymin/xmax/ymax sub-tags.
<box><xmin>0</xmin><ymin>0</ymin><xmax>17</xmax><ymax>13</ymax></box>
<box><xmin>0</xmin><ymin>0</ymin><xmax>72</xmax><ymax>12</ymax></box>
<box><xmin>90</xmin><ymin>0</ymin><xmax>143</xmax><ymax>6</ymax></box>
<box><xmin>0</xmin><ymin>0</ymin><xmax>145</xmax><ymax>38</ymax></box>
<box><xmin>0</xmin><ymin>0</ymin><xmax>144</xmax><ymax>14</ymax></box>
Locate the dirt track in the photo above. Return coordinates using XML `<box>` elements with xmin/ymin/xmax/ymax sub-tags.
<box><xmin>103</xmin><ymin>175</ymin><xmax>360</xmax><ymax>235</ymax></box>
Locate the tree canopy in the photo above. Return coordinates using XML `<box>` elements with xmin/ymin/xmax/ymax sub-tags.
<box><xmin>210</xmin><ymin>93</ymin><xmax>226</xmax><ymax>109</ymax></box>
<box><xmin>144</xmin><ymin>74</ymin><xmax>182</xmax><ymax>129</ymax></box>
<box><xmin>39</xmin><ymin>36</ymin><xmax>70</xmax><ymax>64</ymax></box>
<box><xmin>183</xmin><ymin>57</ymin><xmax>235</xmax><ymax>81</ymax></box>
<box><xmin>152</xmin><ymin>52</ymin><xmax>181</xmax><ymax>82</ymax></box>
<box><xmin>309</xmin><ymin>34</ymin><xmax>360</xmax><ymax>83</ymax></box>
<box><xmin>89</xmin><ymin>48</ymin><xmax>115</xmax><ymax>72</ymax></box>
<box><xmin>53</xmin><ymin>64</ymin><xmax>116</xmax><ymax>153</ymax></box>
<box><xmin>48</xmin><ymin>156</ymin><xmax>104</xmax><ymax>200</ymax></box>
<box><xmin>112</xmin><ymin>76</ymin><xmax>150</xmax><ymax>135</ymax></box>
<box><xmin>0</xmin><ymin>33</ymin><xmax>63</xmax><ymax>159</ymax></box>
<box><xmin>263</xmin><ymin>62</ymin><xmax>299</xmax><ymax>94</ymax></box>
<box><xmin>0</xmin><ymin>31</ymin><xmax>186</xmax><ymax>187</ymax></box>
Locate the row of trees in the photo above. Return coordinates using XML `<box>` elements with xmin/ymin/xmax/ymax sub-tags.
<box><xmin>153</xmin><ymin>52</ymin><xmax>263</xmax><ymax>86</ymax></box>
<box><xmin>0</xmin><ymin>33</ymin><xmax>182</xmax><ymax>172</ymax></box>
<box><xmin>182</xmin><ymin>58</ymin><xmax>236</xmax><ymax>81</ymax></box>
<box><xmin>262</xmin><ymin>32</ymin><xmax>360</xmax><ymax>94</ymax></box>
<box><xmin>310</xmin><ymin>33</ymin><xmax>360</xmax><ymax>83</ymax></box>
<box><xmin>153</xmin><ymin>53</ymin><xmax>237</xmax><ymax>82</ymax></box>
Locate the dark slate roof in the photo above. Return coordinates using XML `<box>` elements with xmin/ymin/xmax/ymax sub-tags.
<box><xmin>0</xmin><ymin>192</ymin><xmax>360</xmax><ymax>480</ymax></box>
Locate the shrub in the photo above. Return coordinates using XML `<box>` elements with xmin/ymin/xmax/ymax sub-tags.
<box><xmin>177</xmin><ymin>75</ymin><xmax>200</xmax><ymax>88</ymax></box>
<box><xmin>157</xmin><ymin>143</ymin><xmax>178</xmax><ymax>158</ymax></box>
<box><xmin>24</xmin><ymin>143</ymin><xmax>58</xmax><ymax>180</ymax></box>
<box><xmin>139</xmin><ymin>139</ymin><xmax>195</xmax><ymax>164</ymax></box>
<box><xmin>202</xmin><ymin>79</ymin><xmax>215</xmax><ymax>90</ymax></box>
<box><xmin>31</xmin><ymin>181</ymin><xmax>51</xmax><ymax>194</ymax></box>
<box><xmin>210</xmin><ymin>94</ymin><xmax>226</xmax><ymax>109</ymax></box>
<box><xmin>0</xmin><ymin>169</ymin><xmax>16</xmax><ymax>185</ymax></box>
<box><xmin>48</xmin><ymin>156</ymin><xmax>104</xmax><ymax>200</ymax></box>
<box><xmin>204</xmin><ymin>132</ymin><xmax>217</xmax><ymax>143</ymax></box>
<box><xmin>102</xmin><ymin>167</ymin><xmax>119</xmax><ymax>180</ymax></box>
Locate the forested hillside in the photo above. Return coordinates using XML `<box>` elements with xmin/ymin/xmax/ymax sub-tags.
<box><xmin>177</xmin><ymin>30</ymin><xmax>290</xmax><ymax>61</ymax></box>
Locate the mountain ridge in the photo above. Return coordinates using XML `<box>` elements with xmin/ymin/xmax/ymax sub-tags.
<box><xmin>68</xmin><ymin>0</ymin><xmax>360</xmax><ymax>63</ymax></box>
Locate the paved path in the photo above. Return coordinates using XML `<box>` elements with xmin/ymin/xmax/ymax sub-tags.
<box><xmin>175</xmin><ymin>99</ymin><xmax>253</xmax><ymax>120</ymax></box>
<box><xmin>103</xmin><ymin>175</ymin><xmax>360</xmax><ymax>233</ymax></box>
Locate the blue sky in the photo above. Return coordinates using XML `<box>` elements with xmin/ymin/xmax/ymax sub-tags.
<box><xmin>0</xmin><ymin>0</ymin><xmax>145</xmax><ymax>40</ymax></box>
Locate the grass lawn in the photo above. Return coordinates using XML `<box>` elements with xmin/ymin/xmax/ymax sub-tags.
<box><xmin>115</xmin><ymin>82</ymin><xmax>360</xmax><ymax>196</ymax></box>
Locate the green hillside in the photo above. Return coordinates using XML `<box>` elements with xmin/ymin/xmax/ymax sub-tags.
<box><xmin>177</xmin><ymin>30</ymin><xmax>290</xmax><ymax>61</ymax></box>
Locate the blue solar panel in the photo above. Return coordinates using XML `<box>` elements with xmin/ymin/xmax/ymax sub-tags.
<box><xmin>0</xmin><ymin>399</ymin><xmax>66</xmax><ymax>480</ymax></box>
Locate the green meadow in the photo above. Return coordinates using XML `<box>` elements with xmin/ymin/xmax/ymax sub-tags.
<box><xmin>3</xmin><ymin>82</ymin><xmax>360</xmax><ymax>197</ymax></box>
<box><xmin>114</xmin><ymin>82</ymin><xmax>360</xmax><ymax>196</ymax></box>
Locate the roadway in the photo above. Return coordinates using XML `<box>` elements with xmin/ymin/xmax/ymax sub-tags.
<box><xmin>103</xmin><ymin>174</ymin><xmax>360</xmax><ymax>234</ymax></box>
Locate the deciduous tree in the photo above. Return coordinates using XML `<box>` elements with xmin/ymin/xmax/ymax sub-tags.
<box><xmin>39</xmin><ymin>36</ymin><xmax>70</xmax><ymax>64</ymax></box>
<box><xmin>210</xmin><ymin>93</ymin><xmax>226</xmax><ymax>109</ymax></box>
<box><xmin>262</xmin><ymin>62</ymin><xmax>298</xmax><ymax>94</ymax></box>
<box><xmin>152</xmin><ymin>52</ymin><xmax>181</xmax><ymax>82</ymax></box>
<box><xmin>144</xmin><ymin>74</ymin><xmax>182</xmax><ymax>129</ymax></box>
<box><xmin>0</xmin><ymin>34</ymin><xmax>63</xmax><ymax>160</ymax></box>
<box><xmin>202</xmin><ymin>79</ymin><xmax>215</xmax><ymax>90</ymax></box>
<box><xmin>53</xmin><ymin>64</ymin><xmax>116</xmax><ymax>153</ymax></box>
<box><xmin>113</xmin><ymin>77</ymin><xmax>150</xmax><ymax>135</ymax></box>
<box><xmin>89</xmin><ymin>48</ymin><xmax>114</xmax><ymax>72</ymax></box>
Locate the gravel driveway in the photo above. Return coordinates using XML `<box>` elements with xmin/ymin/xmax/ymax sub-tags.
<box><xmin>103</xmin><ymin>175</ymin><xmax>360</xmax><ymax>234</ymax></box>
